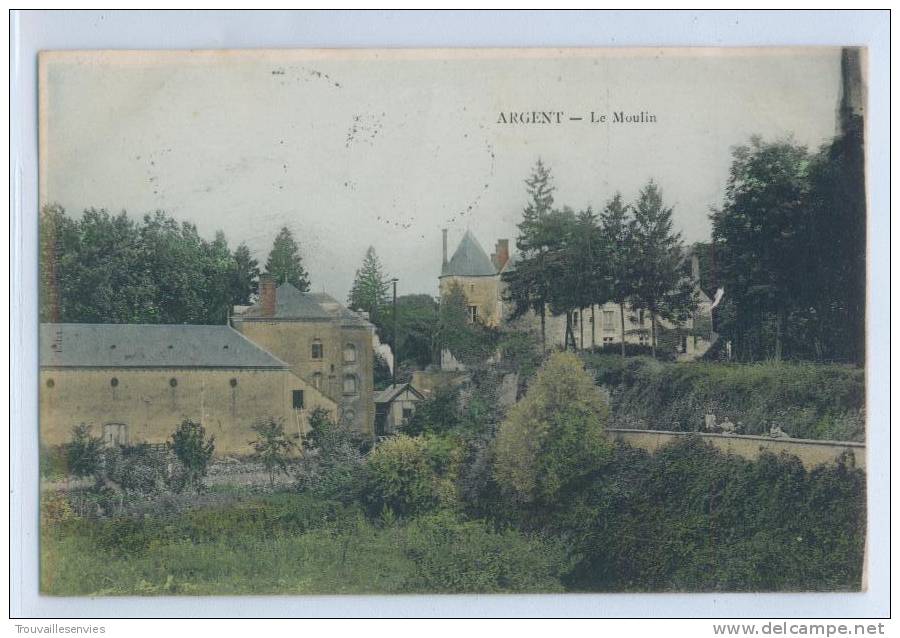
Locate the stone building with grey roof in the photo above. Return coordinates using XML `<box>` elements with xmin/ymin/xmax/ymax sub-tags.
<box><xmin>231</xmin><ymin>275</ymin><xmax>376</xmax><ymax>436</ymax></box>
<box><xmin>39</xmin><ymin>323</ymin><xmax>337</xmax><ymax>454</ymax></box>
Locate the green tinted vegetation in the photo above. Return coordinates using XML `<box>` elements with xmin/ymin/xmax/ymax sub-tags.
<box><xmin>583</xmin><ymin>353</ymin><xmax>865</xmax><ymax>441</ymax></box>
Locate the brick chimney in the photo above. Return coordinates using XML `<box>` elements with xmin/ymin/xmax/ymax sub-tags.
<box><xmin>493</xmin><ymin>239</ymin><xmax>509</xmax><ymax>271</ymax></box>
<box><xmin>259</xmin><ymin>274</ymin><xmax>276</xmax><ymax>317</ymax></box>
<box><xmin>442</xmin><ymin>229</ymin><xmax>449</xmax><ymax>272</ymax></box>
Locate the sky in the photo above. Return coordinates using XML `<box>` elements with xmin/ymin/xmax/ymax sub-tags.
<box><xmin>40</xmin><ymin>48</ymin><xmax>843</xmax><ymax>300</ymax></box>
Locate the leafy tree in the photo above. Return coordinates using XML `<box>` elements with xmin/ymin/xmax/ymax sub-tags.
<box><xmin>493</xmin><ymin>351</ymin><xmax>611</xmax><ymax>505</ymax></box>
<box><xmin>65</xmin><ymin>423</ymin><xmax>103</xmax><ymax>480</ymax></box>
<box><xmin>403</xmin><ymin>385</ymin><xmax>461</xmax><ymax>436</ymax></box>
<box><xmin>348</xmin><ymin>246</ymin><xmax>390</xmax><ymax>318</ymax></box>
<box><xmin>229</xmin><ymin>242</ymin><xmax>260</xmax><ymax>306</ymax></box>
<box><xmin>600</xmin><ymin>193</ymin><xmax>636</xmax><ymax>357</ymax></box>
<box><xmin>394</xmin><ymin>294</ymin><xmax>440</xmax><ymax>368</ymax></box>
<box><xmin>504</xmin><ymin>159</ymin><xmax>556</xmax><ymax>349</ymax></box>
<box><xmin>298</xmin><ymin>408</ymin><xmax>365</xmax><ymax>500</ymax></box>
<box><xmin>629</xmin><ymin>181</ymin><xmax>696</xmax><ymax>358</ymax></box>
<box><xmin>168</xmin><ymin>419</ymin><xmax>215</xmax><ymax>493</ymax></box>
<box><xmin>265</xmin><ymin>226</ymin><xmax>310</xmax><ymax>291</ymax></box>
<box><xmin>39</xmin><ymin>206</ymin><xmax>245</xmax><ymax>325</ymax></box>
<box><xmin>438</xmin><ymin>281</ymin><xmax>499</xmax><ymax>367</ymax></box>
<box><xmin>361</xmin><ymin>435</ymin><xmax>437</xmax><ymax>518</ymax></box>
<box><xmin>250</xmin><ymin>417</ymin><xmax>296</xmax><ymax>487</ymax></box>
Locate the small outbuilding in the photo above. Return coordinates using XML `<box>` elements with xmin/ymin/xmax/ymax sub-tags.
<box><xmin>374</xmin><ymin>383</ymin><xmax>425</xmax><ymax>436</ymax></box>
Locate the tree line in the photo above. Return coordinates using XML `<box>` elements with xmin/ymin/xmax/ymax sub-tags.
<box><xmin>503</xmin><ymin>160</ymin><xmax>696</xmax><ymax>358</ymax></box>
<box><xmin>711</xmin><ymin>127</ymin><xmax>866</xmax><ymax>364</ymax></box>
<box><xmin>40</xmin><ymin>206</ymin><xmax>311</xmax><ymax>324</ymax></box>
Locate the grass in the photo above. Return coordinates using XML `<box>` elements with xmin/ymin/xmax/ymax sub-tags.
<box><xmin>40</xmin><ymin>490</ymin><xmax>567</xmax><ymax>596</ymax></box>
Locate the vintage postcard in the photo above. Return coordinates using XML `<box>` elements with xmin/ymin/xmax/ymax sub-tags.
<box><xmin>37</xmin><ymin>47</ymin><xmax>867</xmax><ymax>596</ymax></box>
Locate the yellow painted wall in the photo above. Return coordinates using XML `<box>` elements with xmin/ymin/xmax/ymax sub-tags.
<box><xmin>39</xmin><ymin>367</ymin><xmax>336</xmax><ymax>455</ymax></box>
<box><xmin>233</xmin><ymin>319</ymin><xmax>375</xmax><ymax>437</ymax></box>
<box><xmin>439</xmin><ymin>276</ymin><xmax>502</xmax><ymax>327</ymax></box>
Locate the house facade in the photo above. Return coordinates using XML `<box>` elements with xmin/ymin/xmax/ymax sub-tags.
<box><xmin>231</xmin><ymin>275</ymin><xmax>376</xmax><ymax>437</ymax></box>
<box><xmin>438</xmin><ymin>229</ymin><xmax>716</xmax><ymax>364</ymax></box>
<box><xmin>374</xmin><ymin>383</ymin><xmax>425</xmax><ymax>436</ymax></box>
<box><xmin>39</xmin><ymin>323</ymin><xmax>336</xmax><ymax>455</ymax></box>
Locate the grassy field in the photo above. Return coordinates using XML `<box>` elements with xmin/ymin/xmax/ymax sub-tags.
<box><xmin>40</xmin><ymin>490</ymin><xmax>567</xmax><ymax>596</ymax></box>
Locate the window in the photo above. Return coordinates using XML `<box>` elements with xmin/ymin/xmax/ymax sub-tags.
<box><xmin>639</xmin><ymin>334</ymin><xmax>649</xmax><ymax>346</ymax></box>
<box><xmin>169</xmin><ymin>378</ymin><xmax>178</xmax><ymax>388</ymax></box>
<box><xmin>102</xmin><ymin>423</ymin><xmax>128</xmax><ymax>446</ymax></box>
<box><xmin>343</xmin><ymin>409</ymin><xmax>356</xmax><ymax>424</ymax></box>
<box><xmin>467</xmin><ymin>305</ymin><xmax>478</xmax><ymax>323</ymax></box>
<box><xmin>343</xmin><ymin>343</ymin><xmax>357</xmax><ymax>363</ymax></box>
<box><xmin>602</xmin><ymin>310</ymin><xmax>615</xmax><ymax>331</ymax></box>
<box><xmin>680</xmin><ymin>335</ymin><xmax>688</xmax><ymax>353</ymax></box>
<box><xmin>45</xmin><ymin>378</ymin><xmax>55</xmax><ymax>388</ymax></box>
<box><xmin>343</xmin><ymin>374</ymin><xmax>358</xmax><ymax>395</ymax></box>
<box><xmin>110</xmin><ymin>377</ymin><xmax>119</xmax><ymax>387</ymax></box>
<box><xmin>312</xmin><ymin>372</ymin><xmax>323</xmax><ymax>390</ymax></box>
<box><xmin>230</xmin><ymin>378</ymin><xmax>238</xmax><ymax>387</ymax></box>
<box><xmin>311</xmin><ymin>340</ymin><xmax>324</xmax><ymax>360</ymax></box>
<box><xmin>573</xmin><ymin>312</ymin><xmax>578</xmax><ymax>327</ymax></box>
<box><xmin>638</xmin><ymin>310</ymin><xmax>645</xmax><ymax>326</ymax></box>
<box><xmin>603</xmin><ymin>337</ymin><xmax>614</xmax><ymax>345</ymax></box>
<box><xmin>292</xmin><ymin>390</ymin><xmax>304</xmax><ymax>410</ymax></box>
<box><xmin>402</xmin><ymin>407</ymin><xmax>413</xmax><ymax>423</ymax></box>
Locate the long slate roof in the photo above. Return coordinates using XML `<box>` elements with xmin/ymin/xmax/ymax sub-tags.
<box><xmin>40</xmin><ymin>323</ymin><xmax>289</xmax><ymax>369</ymax></box>
<box><xmin>441</xmin><ymin>230</ymin><xmax>497</xmax><ymax>277</ymax></box>
<box><xmin>237</xmin><ymin>284</ymin><xmax>371</xmax><ymax>326</ymax></box>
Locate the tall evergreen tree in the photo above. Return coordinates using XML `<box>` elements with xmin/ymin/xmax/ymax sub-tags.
<box><xmin>265</xmin><ymin>226</ymin><xmax>310</xmax><ymax>291</ymax></box>
<box><xmin>600</xmin><ymin>193</ymin><xmax>635</xmax><ymax>357</ymax></box>
<box><xmin>629</xmin><ymin>181</ymin><xmax>695</xmax><ymax>358</ymax></box>
<box><xmin>347</xmin><ymin>246</ymin><xmax>390</xmax><ymax>317</ymax></box>
<box><xmin>229</xmin><ymin>243</ymin><xmax>260</xmax><ymax>306</ymax></box>
<box><xmin>504</xmin><ymin>159</ymin><xmax>556</xmax><ymax>349</ymax></box>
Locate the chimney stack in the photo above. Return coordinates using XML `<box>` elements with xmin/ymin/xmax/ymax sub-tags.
<box><xmin>259</xmin><ymin>274</ymin><xmax>276</xmax><ymax>317</ymax></box>
<box><xmin>691</xmin><ymin>252</ymin><xmax>701</xmax><ymax>283</ymax></box>
<box><xmin>442</xmin><ymin>229</ymin><xmax>449</xmax><ymax>272</ymax></box>
<box><xmin>494</xmin><ymin>239</ymin><xmax>510</xmax><ymax>271</ymax></box>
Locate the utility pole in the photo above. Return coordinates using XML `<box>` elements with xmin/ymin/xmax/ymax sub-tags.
<box><xmin>391</xmin><ymin>278</ymin><xmax>398</xmax><ymax>388</ymax></box>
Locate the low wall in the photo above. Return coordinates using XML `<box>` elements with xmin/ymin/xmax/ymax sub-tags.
<box><xmin>607</xmin><ymin>428</ymin><xmax>866</xmax><ymax>470</ymax></box>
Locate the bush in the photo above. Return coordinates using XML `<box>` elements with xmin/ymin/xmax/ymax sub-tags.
<box><xmin>401</xmin><ymin>510</ymin><xmax>570</xmax><ymax>593</ymax></box>
<box><xmin>558</xmin><ymin>437</ymin><xmax>866</xmax><ymax>592</ymax></box>
<box><xmin>361</xmin><ymin>435</ymin><xmax>437</xmax><ymax>518</ymax></box>
<box><xmin>169</xmin><ymin>420</ymin><xmax>215</xmax><ymax>493</ymax></box>
<box><xmin>494</xmin><ymin>351</ymin><xmax>611</xmax><ymax>504</ymax></box>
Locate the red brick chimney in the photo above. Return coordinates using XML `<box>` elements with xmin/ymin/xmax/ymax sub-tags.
<box><xmin>493</xmin><ymin>239</ymin><xmax>509</xmax><ymax>271</ymax></box>
<box><xmin>259</xmin><ymin>274</ymin><xmax>276</xmax><ymax>317</ymax></box>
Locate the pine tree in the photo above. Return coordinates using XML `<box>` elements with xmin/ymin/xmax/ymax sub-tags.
<box><xmin>347</xmin><ymin>246</ymin><xmax>389</xmax><ymax>317</ymax></box>
<box><xmin>629</xmin><ymin>181</ymin><xmax>694</xmax><ymax>358</ymax></box>
<box><xmin>600</xmin><ymin>193</ymin><xmax>635</xmax><ymax>357</ymax></box>
<box><xmin>265</xmin><ymin>226</ymin><xmax>310</xmax><ymax>291</ymax></box>
<box><xmin>229</xmin><ymin>243</ymin><xmax>260</xmax><ymax>306</ymax></box>
<box><xmin>504</xmin><ymin>159</ymin><xmax>556</xmax><ymax>349</ymax></box>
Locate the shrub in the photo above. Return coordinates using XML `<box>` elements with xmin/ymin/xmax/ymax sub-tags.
<box><xmin>401</xmin><ymin>510</ymin><xmax>570</xmax><ymax>593</ymax></box>
<box><xmin>65</xmin><ymin>423</ymin><xmax>103</xmax><ymax>479</ymax></box>
<box><xmin>361</xmin><ymin>435</ymin><xmax>437</xmax><ymax>518</ymax></box>
<box><xmin>493</xmin><ymin>351</ymin><xmax>611</xmax><ymax>504</ymax></box>
<box><xmin>168</xmin><ymin>420</ymin><xmax>215</xmax><ymax>493</ymax></box>
<box><xmin>249</xmin><ymin>417</ymin><xmax>296</xmax><ymax>487</ymax></box>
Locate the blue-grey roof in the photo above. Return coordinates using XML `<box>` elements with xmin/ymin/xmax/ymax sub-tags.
<box><xmin>238</xmin><ymin>284</ymin><xmax>370</xmax><ymax>326</ymax></box>
<box><xmin>441</xmin><ymin>230</ymin><xmax>497</xmax><ymax>277</ymax></box>
<box><xmin>40</xmin><ymin>324</ymin><xmax>290</xmax><ymax>369</ymax></box>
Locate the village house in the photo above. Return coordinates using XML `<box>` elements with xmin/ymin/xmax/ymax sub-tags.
<box><xmin>438</xmin><ymin>229</ymin><xmax>716</xmax><ymax>368</ymax></box>
<box><xmin>39</xmin><ymin>323</ymin><xmax>336</xmax><ymax>455</ymax></box>
<box><xmin>231</xmin><ymin>275</ymin><xmax>376</xmax><ymax>437</ymax></box>
<box><xmin>40</xmin><ymin>276</ymin><xmax>377</xmax><ymax>455</ymax></box>
<box><xmin>374</xmin><ymin>382</ymin><xmax>425</xmax><ymax>436</ymax></box>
